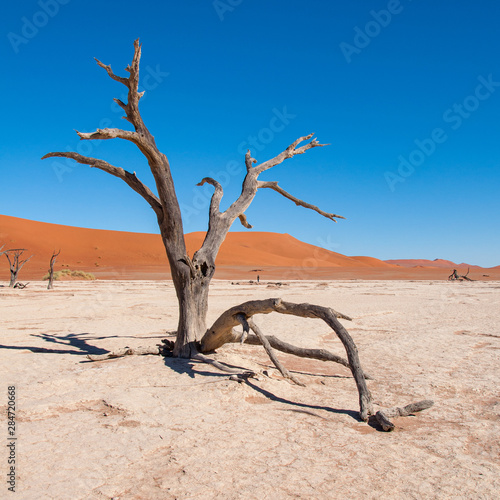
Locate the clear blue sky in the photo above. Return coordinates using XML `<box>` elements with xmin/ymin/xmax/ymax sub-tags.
<box><xmin>1</xmin><ymin>0</ymin><xmax>499</xmax><ymax>267</ymax></box>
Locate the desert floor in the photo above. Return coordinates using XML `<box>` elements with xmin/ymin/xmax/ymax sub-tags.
<box><xmin>1</xmin><ymin>279</ymin><xmax>499</xmax><ymax>499</ymax></box>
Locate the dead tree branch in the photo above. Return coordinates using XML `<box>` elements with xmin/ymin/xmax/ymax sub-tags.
<box><xmin>42</xmin><ymin>39</ymin><xmax>187</xmax><ymax>291</ymax></box>
<box><xmin>238</xmin><ymin>334</ymin><xmax>373</xmax><ymax>380</ymax></box>
<box><xmin>13</xmin><ymin>282</ymin><xmax>29</xmax><ymax>289</ymax></box>
<box><xmin>236</xmin><ymin>314</ymin><xmax>305</xmax><ymax>386</ymax></box>
<box><xmin>41</xmin><ymin>152</ymin><xmax>163</xmax><ymax>217</ymax></box>
<box><xmin>238</xmin><ymin>214</ymin><xmax>253</xmax><ymax>229</ymax></box>
<box><xmin>201</xmin><ymin>298</ymin><xmax>373</xmax><ymax>421</ymax></box>
<box><xmin>448</xmin><ymin>268</ymin><xmax>474</xmax><ymax>281</ymax></box>
<box><xmin>193</xmin><ymin>134</ymin><xmax>343</xmax><ymax>274</ymax></box>
<box><xmin>87</xmin><ymin>345</ymin><xmax>161</xmax><ymax>361</ymax></box>
<box><xmin>253</xmin><ymin>134</ymin><xmax>327</xmax><ymax>175</ymax></box>
<box><xmin>87</xmin><ymin>345</ymin><xmax>257</xmax><ymax>381</ymax></box>
<box><xmin>192</xmin><ymin>353</ymin><xmax>256</xmax><ymax>379</ymax></box>
<box><xmin>196</xmin><ymin>177</ymin><xmax>223</xmax><ymax>221</ymax></box>
<box><xmin>258</xmin><ymin>181</ymin><xmax>345</xmax><ymax>222</ymax></box>
<box><xmin>375</xmin><ymin>400</ymin><xmax>434</xmax><ymax>431</ymax></box>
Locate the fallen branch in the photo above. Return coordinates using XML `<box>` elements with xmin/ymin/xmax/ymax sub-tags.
<box><xmin>201</xmin><ymin>298</ymin><xmax>373</xmax><ymax>421</ymax></box>
<box><xmin>84</xmin><ymin>297</ymin><xmax>433</xmax><ymax>430</ymax></box>
<box><xmin>448</xmin><ymin>268</ymin><xmax>473</xmax><ymax>281</ymax></box>
<box><xmin>236</xmin><ymin>314</ymin><xmax>305</xmax><ymax>386</ymax></box>
<box><xmin>86</xmin><ymin>342</ymin><xmax>257</xmax><ymax>381</ymax></box>
<box><xmin>239</xmin><ymin>334</ymin><xmax>373</xmax><ymax>380</ymax></box>
<box><xmin>86</xmin><ymin>345</ymin><xmax>161</xmax><ymax>361</ymax></box>
<box><xmin>375</xmin><ymin>400</ymin><xmax>434</xmax><ymax>431</ymax></box>
<box><xmin>193</xmin><ymin>352</ymin><xmax>256</xmax><ymax>379</ymax></box>
<box><xmin>13</xmin><ymin>282</ymin><xmax>29</xmax><ymax>289</ymax></box>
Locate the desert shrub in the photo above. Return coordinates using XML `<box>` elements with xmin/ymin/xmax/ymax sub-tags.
<box><xmin>43</xmin><ymin>269</ymin><xmax>96</xmax><ymax>281</ymax></box>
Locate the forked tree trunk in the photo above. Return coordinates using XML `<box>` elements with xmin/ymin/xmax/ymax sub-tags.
<box><xmin>41</xmin><ymin>40</ymin><xmax>342</xmax><ymax>359</ymax></box>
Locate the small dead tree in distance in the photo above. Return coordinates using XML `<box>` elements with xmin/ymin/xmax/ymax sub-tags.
<box><xmin>42</xmin><ymin>40</ymin><xmax>432</xmax><ymax>428</ymax></box>
<box><xmin>47</xmin><ymin>250</ymin><xmax>61</xmax><ymax>289</ymax></box>
<box><xmin>4</xmin><ymin>249</ymin><xmax>33</xmax><ymax>287</ymax></box>
<box><xmin>448</xmin><ymin>268</ymin><xmax>473</xmax><ymax>281</ymax></box>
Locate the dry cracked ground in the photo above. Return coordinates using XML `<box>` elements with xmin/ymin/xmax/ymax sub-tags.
<box><xmin>1</xmin><ymin>279</ymin><xmax>499</xmax><ymax>499</ymax></box>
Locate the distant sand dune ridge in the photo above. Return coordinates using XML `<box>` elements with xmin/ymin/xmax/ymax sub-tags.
<box><xmin>1</xmin><ymin>214</ymin><xmax>498</xmax><ymax>281</ymax></box>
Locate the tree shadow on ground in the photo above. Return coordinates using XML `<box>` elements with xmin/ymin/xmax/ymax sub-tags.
<box><xmin>244</xmin><ymin>379</ymin><xmax>363</xmax><ymax>422</ymax></box>
<box><xmin>366</xmin><ymin>415</ymin><xmax>387</xmax><ymax>432</ymax></box>
<box><xmin>163</xmin><ymin>353</ymin><xmax>362</xmax><ymax>421</ymax></box>
<box><xmin>253</xmin><ymin>360</ymin><xmax>354</xmax><ymax>380</ymax></box>
<box><xmin>0</xmin><ymin>332</ymin><xmax>175</xmax><ymax>359</ymax></box>
<box><xmin>163</xmin><ymin>355</ymin><xmax>246</xmax><ymax>379</ymax></box>
<box><xmin>0</xmin><ymin>333</ymin><xmax>110</xmax><ymax>357</ymax></box>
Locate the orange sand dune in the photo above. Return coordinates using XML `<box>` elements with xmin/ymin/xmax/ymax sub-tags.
<box><xmin>385</xmin><ymin>258</ymin><xmax>482</xmax><ymax>269</ymax></box>
<box><xmin>1</xmin><ymin>215</ymin><xmax>498</xmax><ymax>280</ymax></box>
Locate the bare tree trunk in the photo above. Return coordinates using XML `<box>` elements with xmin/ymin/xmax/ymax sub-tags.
<box><xmin>159</xmin><ymin>221</ymin><xmax>215</xmax><ymax>357</ymax></box>
<box><xmin>47</xmin><ymin>250</ymin><xmax>60</xmax><ymax>290</ymax></box>
<box><xmin>173</xmin><ymin>274</ymin><xmax>211</xmax><ymax>357</ymax></box>
<box><xmin>9</xmin><ymin>270</ymin><xmax>17</xmax><ymax>288</ymax></box>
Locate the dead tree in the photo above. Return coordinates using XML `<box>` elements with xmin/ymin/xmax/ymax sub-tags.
<box><xmin>4</xmin><ymin>249</ymin><xmax>33</xmax><ymax>287</ymax></box>
<box><xmin>42</xmin><ymin>40</ymin><xmax>433</xmax><ymax>428</ymax></box>
<box><xmin>448</xmin><ymin>268</ymin><xmax>473</xmax><ymax>281</ymax></box>
<box><xmin>13</xmin><ymin>282</ymin><xmax>29</xmax><ymax>289</ymax></box>
<box><xmin>47</xmin><ymin>250</ymin><xmax>61</xmax><ymax>290</ymax></box>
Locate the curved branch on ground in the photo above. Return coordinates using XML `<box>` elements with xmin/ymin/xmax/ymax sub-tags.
<box><xmin>193</xmin><ymin>352</ymin><xmax>256</xmax><ymax>378</ymax></box>
<box><xmin>375</xmin><ymin>400</ymin><xmax>434</xmax><ymax>431</ymax></box>
<box><xmin>238</xmin><ymin>334</ymin><xmax>373</xmax><ymax>380</ymax></box>
<box><xmin>87</xmin><ymin>345</ymin><xmax>161</xmax><ymax>361</ymax></box>
<box><xmin>201</xmin><ymin>298</ymin><xmax>372</xmax><ymax>421</ymax></box>
<box><xmin>235</xmin><ymin>314</ymin><xmax>305</xmax><ymax>386</ymax></box>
